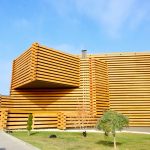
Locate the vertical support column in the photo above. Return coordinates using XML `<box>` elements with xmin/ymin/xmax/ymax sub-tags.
<box><xmin>89</xmin><ymin>58</ymin><xmax>97</xmax><ymax>115</ymax></box>
<box><xmin>57</xmin><ymin>112</ymin><xmax>66</xmax><ymax>130</ymax></box>
<box><xmin>0</xmin><ymin>109</ymin><xmax>8</xmax><ymax>130</ymax></box>
<box><xmin>90</xmin><ymin>58</ymin><xmax>110</xmax><ymax>117</ymax></box>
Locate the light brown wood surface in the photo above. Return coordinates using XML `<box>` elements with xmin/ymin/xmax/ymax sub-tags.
<box><xmin>90</xmin><ymin>53</ymin><xmax>150</xmax><ymax>126</ymax></box>
<box><xmin>11</xmin><ymin>43</ymin><xmax>80</xmax><ymax>89</ymax></box>
<box><xmin>0</xmin><ymin>44</ymin><xmax>149</xmax><ymax>130</ymax></box>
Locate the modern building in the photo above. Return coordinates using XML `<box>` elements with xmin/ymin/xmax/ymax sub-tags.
<box><xmin>0</xmin><ymin>43</ymin><xmax>150</xmax><ymax>130</ymax></box>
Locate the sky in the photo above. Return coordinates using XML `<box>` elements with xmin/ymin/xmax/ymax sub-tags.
<box><xmin>1</xmin><ymin>0</ymin><xmax>150</xmax><ymax>95</ymax></box>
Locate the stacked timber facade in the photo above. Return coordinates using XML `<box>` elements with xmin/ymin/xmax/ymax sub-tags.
<box><xmin>0</xmin><ymin>43</ymin><xmax>150</xmax><ymax>130</ymax></box>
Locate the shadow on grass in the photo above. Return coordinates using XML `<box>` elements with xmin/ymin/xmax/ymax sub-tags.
<box><xmin>30</xmin><ymin>132</ymin><xmax>39</xmax><ymax>136</ymax></box>
<box><xmin>96</xmin><ymin>140</ymin><xmax>122</xmax><ymax>147</ymax></box>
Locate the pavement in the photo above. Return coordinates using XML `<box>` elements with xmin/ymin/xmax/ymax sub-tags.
<box><xmin>0</xmin><ymin>131</ymin><xmax>40</xmax><ymax>150</ymax></box>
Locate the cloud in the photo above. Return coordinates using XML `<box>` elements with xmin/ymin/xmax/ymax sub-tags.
<box><xmin>46</xmin><ymin>0</ymin><xmax>150</xmax><ymax>38</ymax></box>
<box><xmin>75</xmin><ymin>0</ymin><xmax>150</xmax><ymax>37</ymax></box>
<box><xmin>74</xmin><ymin>0</ymin><xmax>135</xmax><ymax>37</ymax></box>
<box><xmin>100</xmin><ymin>0</ymin><xmax>135</xmax><ymax>36</ymax></box>
<box><xmin>129</xmin><ymin>2</ymin><xmax>150</xmax><ymax>30</ymax></box>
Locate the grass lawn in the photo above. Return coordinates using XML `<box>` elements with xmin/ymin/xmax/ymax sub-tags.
<box><xmin>11</xmin><ymin>131</ymin><xmax>150</xmax><ymax>150</ymax></box>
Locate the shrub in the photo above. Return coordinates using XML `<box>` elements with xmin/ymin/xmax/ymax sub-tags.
<box><xmin>27</xmin><ymin>113</ymin><xmax>33</xmax><ymax>136</ymax></box>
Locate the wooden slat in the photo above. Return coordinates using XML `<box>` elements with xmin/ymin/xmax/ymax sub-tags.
<box><xmin>6</xmin><ymin>59</ymin><xmax>92</xmax><ymax>130</ymax></box>
<box><xmin>11</xmin><ymin>43</ymin><xmax>80</xmax><ymax>89</ymax></box>
<box><xmin>90</xmin><ymin>52</ymin><xmax>150</xmax><ymax>126</ymax></box>
<box><xmin>3</xmin><ymin>44</ymin><xmax>150</xmax><ymax>130</ymax></box>
<box><xmin>89</xmin><ymin>58</ymin><xmax>110</xmax><ymax>116</ymax></box>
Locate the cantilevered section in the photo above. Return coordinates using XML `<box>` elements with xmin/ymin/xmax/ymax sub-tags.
<box><xmin>11</xmin><ymin>43</ymin><xmax>80</xmax><ymax>89</ymax></box>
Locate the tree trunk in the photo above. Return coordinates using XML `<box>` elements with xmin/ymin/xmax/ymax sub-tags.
<box><xmin>28</xmin><ymin>130</ymin><xmax>30</xmax><ymax>136</ymax></box>
<box><xmin>113</xmin><ymin>135</ymin><xmax>117</xmax><ymax>150</ymax></box>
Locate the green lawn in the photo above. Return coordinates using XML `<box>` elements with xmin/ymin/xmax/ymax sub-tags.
<box><xmin>11</xmin><ymin>131</ymin><xmax>150</xmax><ymax>150</ymax></box>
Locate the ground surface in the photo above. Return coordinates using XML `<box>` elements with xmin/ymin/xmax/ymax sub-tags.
<box><xmin>11</xmin><ymin>131</ymin><xmax>150</xmax><ymax>150</ymax></box>
<box><xmin>0</xmin><ymin>131</ymin><xmax>39</xmax><ymax>150</ymax></box>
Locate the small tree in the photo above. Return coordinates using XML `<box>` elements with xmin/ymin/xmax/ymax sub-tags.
<box><xmin>72</xmin><ymin>99</ymin><xmax>95</xmax><ymax>137</ymax></box>
<box><xmin>97</xmin><ymin>110</ymin><xmax>129</xmax><ymax>150</ymax></box>
<box><xmin>27</xmin><ymin>113</ymin><xmax>33</xmax><ymax>136</ymax></box>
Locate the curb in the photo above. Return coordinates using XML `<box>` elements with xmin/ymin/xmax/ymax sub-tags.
<box><xmin>12</xmin><ymin>129</ymin><xmax>150</xmax><ymax>134</ymax></box>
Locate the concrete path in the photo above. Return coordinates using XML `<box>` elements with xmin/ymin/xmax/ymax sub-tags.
<box><xmin>0</xmin><ymin>131</ymin><xmax>40</xmax><ymax>150</ymax></box>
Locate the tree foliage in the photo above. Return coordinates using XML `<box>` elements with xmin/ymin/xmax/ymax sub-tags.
<box><xmin>97</xmin><ymin>110</ymin><xmax>129</xmax><ymax>149</ymax></box>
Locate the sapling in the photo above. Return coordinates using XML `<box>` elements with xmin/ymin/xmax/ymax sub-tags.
<box><xmin>97</xmin><ymin>110</ymin><xmax>129</xmax><ymax>150</ymax></box>
<box><xmin>27</xmin><ymin>113</ymin><xmax>33</xmax><ymax>136</ymax></box>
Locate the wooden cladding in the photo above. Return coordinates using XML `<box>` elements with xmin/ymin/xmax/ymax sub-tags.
<box><xmin>90</xmin><ymin>53</ymin><xmax>150</xmax><ymax>126</ymax></box>
<box><xmin>0</xmin><ymin>108</ymin><xmax>8</xmax><ymax>130</ymax></box>
<box><xmin>1</xmin><ymin>43</ymin><xmax>150</xmax><ymax>129</ymax></box>
<box><xmin>3</xmin><ymin>110</ymin><xmax>96</xmax><ymax>130</ymax></box>
<box><xmin>6</xmin><ymin>110</ymin><xmax>58</xmax><ymax>130</ymax></box>
<box><xmin>89</xmin><ymin>58</ymin><xmax>110</xmax><ymax>116</ymax></box>
<box><xmin>11</xmin><ymin>43</ymin><xmax>80</xmax><ymax>89</ymax></box>
<box><xmin>11</xmin><ymin>49</ymin><xmax>32</xmax><ymax>89</ymax></box>
<box><xmin>10</xmin><ymin>59</ymin><xmax>91</xmax><ymax>112</ymax></box>
<box><xmin>0</xmin><ymin>96</ymin><xmax>1</xmax><ymax>108</ymax></box>
<box><xmin>0</xmin><ymin>96</ymin><xmax>11</xmax><ymax>109</ymax></box>
<box><xmin>5</xmin><ymin>59</ymin><xmax>94</xmax><ymax>130</ymax></box>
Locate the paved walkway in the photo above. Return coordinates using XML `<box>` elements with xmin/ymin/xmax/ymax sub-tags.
<box><xmin>0</xmin><ymin>131</ymin><xmax>40</xmax><ymax>150</ymax></box>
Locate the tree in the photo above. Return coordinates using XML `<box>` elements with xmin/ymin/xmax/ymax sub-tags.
<box><xmin>67</xmin><ymin>100</ymin><xmax>95</xmax><ymax>137</ymax></box>
<box><xmin>27</xmin><ymin>113</ymin><xmax>33</xmax><ymax>136</ymax></box>
<box><xmin>97</xmin><ymin>110</ymin><xmax>129</xmax><ymax>149</ymax></box>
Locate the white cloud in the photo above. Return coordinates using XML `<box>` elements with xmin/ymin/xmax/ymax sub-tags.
<box><xmin>75</xmin><ymin>0</ymin><xmax>136</xmax><ymax>37</ymax></box>
<box><xmin>46</xmin><ymin>0</ymin><xmax>150</xmax><ymax>38</ymax></box>
<box><xmin>100</xmin><ymin>0</ymin><xmax>135</xmax><ymax>37</ymax></box>
<box><xmin>75</xmin><ymin>0</ymin><xmax>150</xmax><ymax>37</ymax></box>
<box><xmin>129</xmin><ymin>2</ymin><xmax>150</xmax><ymax>30</ymax></box>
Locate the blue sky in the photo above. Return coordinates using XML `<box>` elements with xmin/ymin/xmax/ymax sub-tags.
<box><xmin>1</xmin><ymin>0</ymin><xmax>150</xmax><ymax>95</ymax></box>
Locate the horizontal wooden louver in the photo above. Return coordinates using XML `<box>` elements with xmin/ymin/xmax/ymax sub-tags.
<box><xmin>11</xmin><ymin>43</ymin><xmax>80</xmax><ymax>89</ymax></box>
<box><xmin>89</xmin><ymin>58</ymin><xmax>110</xmax><ymax>116</ymax></box>
<box><xmin>90</xmin><ymin>52</ymin><xmax>150</xmax><ymax>126</ymax></box>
